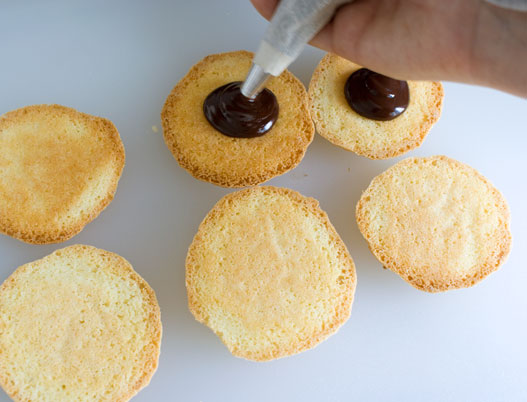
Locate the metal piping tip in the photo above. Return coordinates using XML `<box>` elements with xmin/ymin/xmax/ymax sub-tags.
<box><xmin>241</xmin><ymin>63</ymin><xmax>271</xmax><ymax>99</ymax></box>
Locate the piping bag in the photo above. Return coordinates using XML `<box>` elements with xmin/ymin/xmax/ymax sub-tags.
<box><xmin>241</xmin><ymin>0</ymin><xmax>352</xmax><ymax>98</ymax></box>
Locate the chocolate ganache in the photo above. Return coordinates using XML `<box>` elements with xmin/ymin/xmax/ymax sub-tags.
<box><xmin>203</xmin><ymin>81</ymin><xmax>279</xmax><ymax>138</ymax></box>
<box><xmin>344</xmin><ymin>68</ymin><xmax>409</xmax><ymax>121</ymax></box>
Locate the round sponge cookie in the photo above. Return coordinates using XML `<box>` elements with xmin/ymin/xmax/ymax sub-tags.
<box><xmin>308</xmin><ymin>54</ymin><xmax>444</xmax><ymax>159</ymax></box>
<box><xmin>161</xmin><ymin>50</ymin><xmax>314</xmax><ymax>187</ymax></box>
<box><xmin>356</xmin><ymin>156</ymin><xmax>511</xmax><ymax>292</ymax></box>
<box><xmin>0</xmin><ymin>244</ymin><xmax>161</xmax><ymax>402</ymax></box>
<box><xmin>186</xmin><ymin>186</ymin><xmax>356</xmax><ymax>361</ymax></box>
<box><xmin>0</xmin><ymin>104</ymin><xmax>125</xmax><ymax>244</ymax></box>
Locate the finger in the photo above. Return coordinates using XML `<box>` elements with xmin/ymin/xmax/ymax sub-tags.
<box><xmin>250</xmin><ymin>0</ymin><xmax>279</xmax><ymax>20</ymax></box>
<box><xmin>250</xmin><ymin>0</ymin><xmax>336</xmax><ymax>51</ymax></box>
<box><xmin>307</xmin><ymin>0</ymin><xmax>372</xmax><ymax>52</ymax></box>
<box><xmin>308</xmin><ymin>21</ymin><xmax>335</xmax><ymax>52</ymax></box>
<box><xmin>330</xmin><ymin>0</ymin><xmax>378</xmax><ymax>61</ymax></box>
<box><xmin>249</xmin><ymin>0</ymin><xmax>373</xmax><ymax>63</ymax></box>
<box><xmin>301</xmin><ymin>1</ymin><xmax>366</xmax><ymax>55</ymax></box>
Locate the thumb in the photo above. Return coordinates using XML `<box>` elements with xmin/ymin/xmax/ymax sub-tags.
<box><xmin>249</xmin><ymin>0</ymin><xmax>374</xmax><ymax>61</ymax></box>
<box><xmin>250</xmin><ymin>0</ymin><xmax>279</xmax><ymax>20</ymax></box>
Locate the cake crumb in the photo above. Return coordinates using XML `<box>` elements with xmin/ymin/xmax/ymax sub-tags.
<box><xmin>151</xmin><ymin>125</ymin><xmax>159</xmax><ymax>133</ymax></box>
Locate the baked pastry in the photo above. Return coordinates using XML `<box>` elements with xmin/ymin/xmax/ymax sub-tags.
<box><xmin>186</xmin><ymin>186</ymin><xmax>356</xmax><ymax>361</ymax></box>
<box><xmin>308</xmin><ymin>53</ymin><xmax>444</xmax><ymax>159</ymax></box>
<box><xmin>0</xmin><ymin>104</ymin><xmax>125</xmax><ymax>244</ymax></box>
<box><xmin>0</xmin><ymin>245</ymin><xmax>161</xmax><ymax>401</ymax></box>
<box><xmin>161</xmin><ymin>50</ymin><xmax>314</xmax><ymax>187</ymax></box>
<box><xmin>356</xmin><ymin>156</ymin><xmax>511</xmax><ymax>292</ymax></box>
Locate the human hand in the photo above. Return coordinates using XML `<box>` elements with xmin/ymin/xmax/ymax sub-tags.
<box><xmin>251</xmin><ymin>0</ymin><xmax>527</xmax><ymax>97</ymax></box>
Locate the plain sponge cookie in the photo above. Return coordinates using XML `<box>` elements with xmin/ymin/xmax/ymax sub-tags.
<box><xmin>356</xmin><ymin>156</ymin><xmax>511</xmax><ymax>292</ymax></box>
<box><xmin>161</xmin><ymin>50</ymin><xmax>314</xmax><ymax>187</ymax></box>
<box><xmin>308</xmin><ymin>54</ymin><xmax>443</xmax><ymax>159</ymax></box>
<box><xmin>186</xmin><ymin>186</ymin><xmax>356</xmax><ymax>361</ymax></box>
<box><xmin>0</xmin><ymin>244</ymin><xmax>162</xmax><ymax>402</ymax></box>
<box><xmin>0</xmin><ymin>104</ymin><xmax>125</xmax><ymax>244</ymax></box>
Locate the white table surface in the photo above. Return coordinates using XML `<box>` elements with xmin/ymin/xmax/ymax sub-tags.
<box><xmin>1</xmin><ymin>1</ymin><xmax>526</xmax><ymax>401</ymax></box>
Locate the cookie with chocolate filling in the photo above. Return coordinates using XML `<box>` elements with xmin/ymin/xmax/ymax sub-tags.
<box><xmin>309</xmin><ymin>54</ymin><xmax>443</xmax><ymax>159</ymax></box>
<box><xmin>161</xmin><ymin>51</ymin><xmax>314</xmax><ymax>187</ymax></box>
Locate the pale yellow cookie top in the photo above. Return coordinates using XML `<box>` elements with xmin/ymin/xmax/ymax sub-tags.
<box><xmin>161</xmin><ymin>50</ymin><xmax>314</xmax><ymax>187</ymax></box>
<box><xmin>186</xmin><ymin>186</ymin><xmax>356</xmax><ymax>361</ymax></box>
<box><xmin>309</xmin><ymin>54</ymin><xmax>443</xmax><ymax>159</ymax></box>
<box><xmin>0</xmin><ymin>245</ymin><xmax>161</xmax><ymax>402</ymax></box>
<box><xmin>0</xmin><ymin>104</ymin><xmax>125</xmax><ymax>244</ymax></box>
<box><xmin>356</xmin><ymin>156</ymin><xmax>511</xmax><ymax>292</ymax></box>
